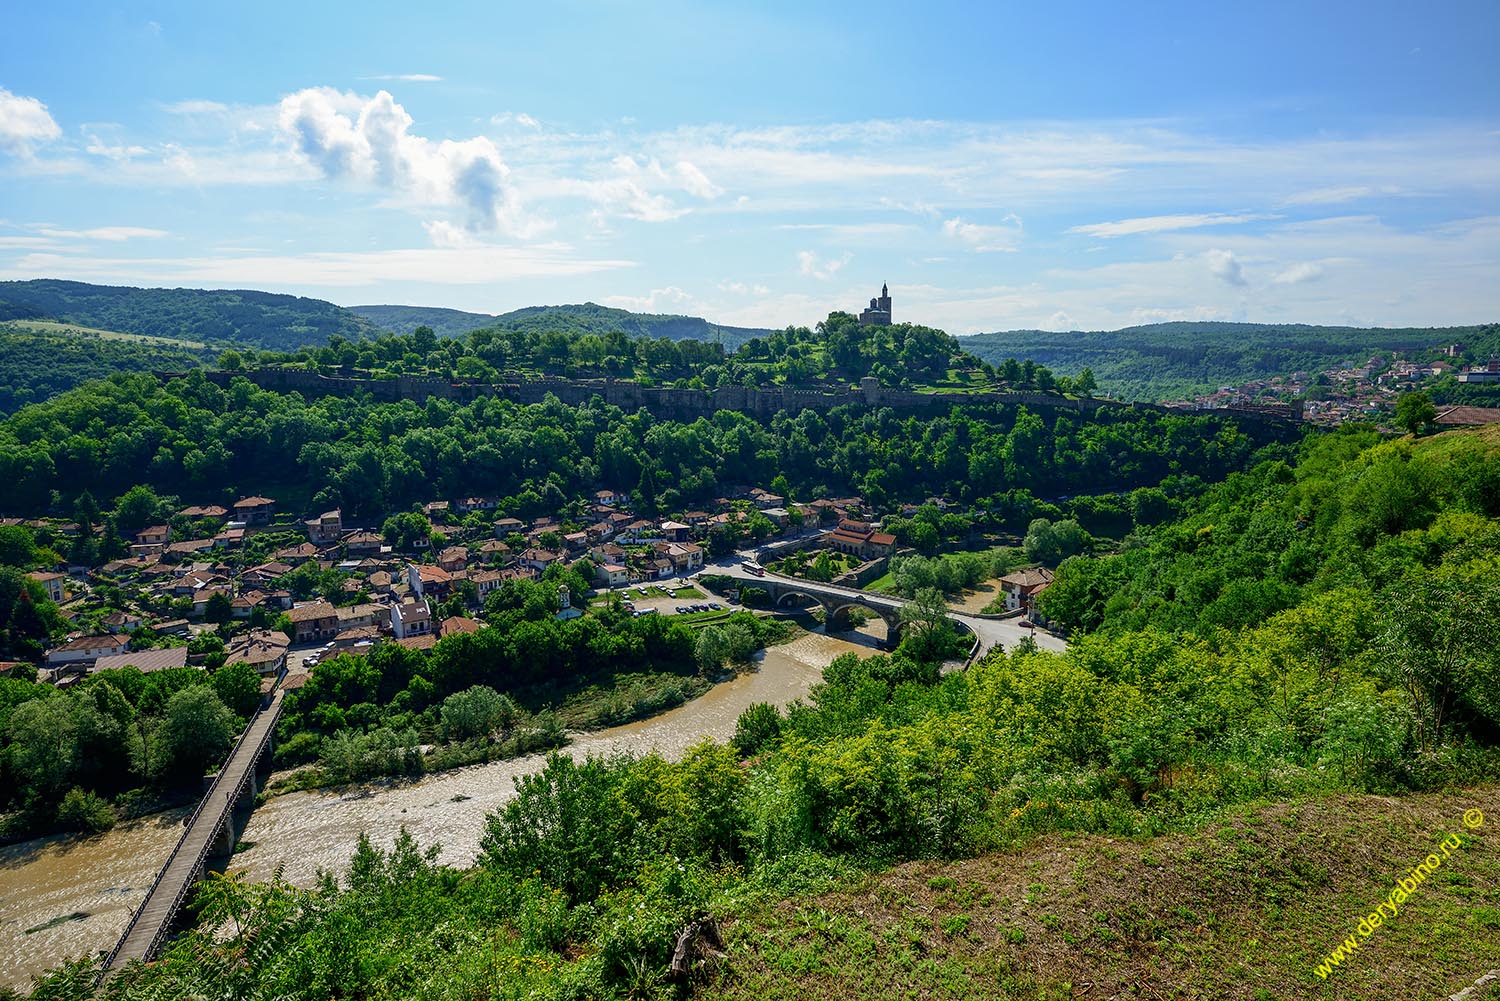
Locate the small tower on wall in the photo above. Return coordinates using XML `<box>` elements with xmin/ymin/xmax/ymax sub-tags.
<box><xmin>858</xmin><ymin>283</ymin><xmax>893</xmax><ymax>326</ymax></box>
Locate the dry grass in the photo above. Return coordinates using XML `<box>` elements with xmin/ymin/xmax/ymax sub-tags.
<box><xmin>705</xmin><ymin>787</ymin><xmax>1500</xmax><ymax>1000</ymax></box>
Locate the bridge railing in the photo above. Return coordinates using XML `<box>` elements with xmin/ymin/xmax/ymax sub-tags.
<box><xmin>101</xmin><ymin>691</ymin><xmax>285</xmax><ymax>974</ymax></box>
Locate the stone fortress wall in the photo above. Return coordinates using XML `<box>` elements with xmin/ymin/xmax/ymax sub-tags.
<box><xmin>186</xmin><ymin>367</ymin><xmax>1303</xmax><ymax>426</ymax></box>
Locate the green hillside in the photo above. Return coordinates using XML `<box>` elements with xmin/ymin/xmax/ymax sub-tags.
<box><xmin>489</xmin><ymin>302</ymin><xmax>776</xmax><ymax>349</ymax></box>
<box><xmin>0</xmin><ymin>279</ymin><xmax>381</xmax><ymax>352</ymax></box>
<box><xmin>348</xmin><ymin>301</ymin><xmax>779</xmax><ymax>349</ymax></box>
<box><xmin>962</xmin><ymin>321</ymin><xmax>1499</xmax><ymax>401</ymax></box>
<box><xmin>0</xmin><ymin>320</ymin><xmax>213</xmax><ymax>414</ymax></box>
<box><xmin>346</xmin><ymin>303</ymin><xmax>499</xmax><ymax>339</ymax></box>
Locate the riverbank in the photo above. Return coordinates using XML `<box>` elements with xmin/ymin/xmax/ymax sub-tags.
<box><xmin>0</xmin><ymin>626</ymin><xmax>873</xmax><ymax>991</ymax></box>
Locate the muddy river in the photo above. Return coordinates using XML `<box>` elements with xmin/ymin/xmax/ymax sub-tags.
<box><xmin>0</xmin><ymin>629</ymin><xmax>871</xmax><ymax>991</ymax></box>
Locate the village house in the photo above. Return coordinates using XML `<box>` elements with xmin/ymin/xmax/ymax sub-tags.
<box><xmin>455</xmin><ymin>496</ymin><xmax>499</xmax><ymax>514</ymax></box>
<box><xmin>178</xmin><ymin>504</ymin><xmax>229</xmax><ymax>521</ymax></box>
<box><xmin>305</xmin><ymin>509</ymin><xmax>343</xmax><ymax>544</ymax></box>
<box><xmin>135</xmin><ymin>525</ymin><xmax>171</xmax><ymax>547</ymax></box>
<box><xmin>469</xmin><ymin>568</ymin><xmax>504</xmax><ymax>601</ymax></box>
<box><xmin>391</xmin><ymin>596</ymin><xmax>433</xmax><ymax>639</ymax></box>
<box><xmin>477</xmin><ymin>539</ymin><xmax>511</xmax><ymax>563</ymax></box>
<box><xmin>274</xmin><ymin>542</ymin><xmax>322</xmax><ymax>563</ymax></box>
<box><xmin>191</xmin><ymin>586</ymin><xmax>231</xmax><ymax>618</ymax></box>
<box><xmin>596</xmin><ymin>563</ymin><xmax>631</xmax><ymax>588</ymax></box>
<box><xmin>493</xmin><ymin>517</ymin><xmax>525</xmax><ymax>538</ymax></box>
<box><xmin>336</xmin><ymin>602</ymin><xmax>391</xmax><ymax>632</ymax></box>
<box><xmin>213</xmin><ymin>526</ymin><xmax>246</xmax><ymax>549</ymax></box>
<box><xmin>594</xmin><ymin>487</ymin><xmax>628</xmax><ymax>507</ymax></box>
<box><xmin>232</xmin><ymin>496</ymin><xmax>276</xmax><ymax>525</ymax></box>
<box><xmin>654</xmin><ymin>541</ymin><xmax>705</xmax><ymax>574</ymax></box>
<box><xmin>367</xmin><ymin>569</ymin><xmax>395</xmax><ymax>593</ymax></box>
<box><xmin>562</xmin><ymin>531</ymin><xmax>590</xmax><ymax>552</ymax></box>
<box><xmin>46</xmin><ymin>634</ymin><xmax>130</xmax><ymax>667</ymax></box>
<box><xmin>660</xmin><ymin>520</ymin><xmax>692</xmax><ymax>543</ymax></box>
<box><xmin>437</xmin><ymin>546</ymin><xmax>469</xmax><ymax>573</ymax></box>
<box><xmin>440</xmin><ymin>615</ymin><xmax>482</xmax><ymax>638</ymax></box>
<box><xmin>423</xmin><ymin>500</ymin><xmax>451</xmax><ymax>522</ymax></box>
<box><xmin>287</xmin><ymin>599</ymin><xmax>339</xmax><ymax>644</ymax></box>
<box><xmin>100</xmin><ymin>609</ymin><xmax>143</xmax><ymax>633</ymax></box>
<box><xmin>825</xmin><ymin>520</ymin><xmax>897</xmax><ymax>561</ymax></box>
<box><xmin>408</xmin><ymin>562</ymin><xmax>455</xmax><ymax>599</ymax></box>
<box><xmin>92</xmin><ymin>645</ymin><xmax>189</xmax><ymax>675</ymax></box>
<box><xmin>28</xmin><ymin>571</ymin><xmax>66</xmax><ymax>603</ymax></box>
<box><xmin>165</xmin><ymin>538</ymin><xmax>217</xmax><ymax>561</ymax></box>
<box><xmin>230</xmin><ymin>590</ymin><xmax>272</xmax><ymax>619</ymax></box>
<box><xmin>520</xmin><ymin>548</ymin><xmax>564</xmax><ymax>573</ymax></box>
<box><xmin>344</xmin><ymin>530</ymin><xmax>384</xmax><ymax>556</ymax></box>
<box><xmin>749</xmin><ymin>488</ymin><xmax>785</xmax><ymax>509</ymax></box>
<box><xmin>997</xmin><ymin>567</ymin><xmax>1056</xmax><ymax>614</ymax></box>
<box><xmin>225</xmin><ymin>629</ymin><xmax>290</xmax><ymax>675</ymax></box>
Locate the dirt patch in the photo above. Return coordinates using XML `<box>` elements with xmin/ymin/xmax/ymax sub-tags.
<box><xmin>710</xmin><ymin>787</ymin><xmax>1500</xmax><ymax>1000</ymax></box>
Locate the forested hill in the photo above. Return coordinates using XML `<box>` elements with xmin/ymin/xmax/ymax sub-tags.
<box><xmin>0</xmin><ymin>279</ymin><xmax>381</xmax><ymax>352</ymax></box>
<box><xmin>487</xmin><ymin>303</ymin><xmax>776</xmax><ymax>349</ymax></box>
<box><xmin>349</xmin><ymin>301</ymin><xmax>778</xmax><ymax>348</ymax></box>
<box><xmin>347</xmin><ymin>304</ymin><xmax>499</xmax><ymax>339</ymax></box>
<box><xmin>962</xmin><ymin>320</ymin><xmax>1498</xmax><ymax>401</ymax></box>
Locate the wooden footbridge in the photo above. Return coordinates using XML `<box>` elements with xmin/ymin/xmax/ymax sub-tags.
<box><xmin>102</xmin><ymin>688</ymin><xmax>286</xmax><ymax>973</ymax></box>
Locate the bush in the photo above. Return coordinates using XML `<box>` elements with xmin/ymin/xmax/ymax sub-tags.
<box><xmin>56</xmin><ymin>786</ymin><xmax>115</xmax><ymax>834</ymax></box>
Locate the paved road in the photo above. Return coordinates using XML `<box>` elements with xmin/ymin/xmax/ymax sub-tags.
<box><xmin>707</xmin><ymin>561</ymin><xmax>1067</xmax><ymax>656</ymax></box>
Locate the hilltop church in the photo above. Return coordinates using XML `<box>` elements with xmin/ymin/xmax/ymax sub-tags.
<box><xmin>858</xmin><ymin>283</ymin><xmax>892</xmax><ymax>326</ymax></box>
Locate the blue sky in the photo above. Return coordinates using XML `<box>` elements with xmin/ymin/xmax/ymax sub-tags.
<box><xmin>1</xmin><ymin>0</ymin><xmax>1497</xmax><ymax>332</ymax></box>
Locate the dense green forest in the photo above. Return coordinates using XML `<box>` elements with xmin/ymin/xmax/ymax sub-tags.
<box><xmin>0</xmin><ymin>280</ymin><xmax>380</xmax><ymax>353</ymax></box>
<box><xmin>963</xmin><ymin>321</ymin><xmax>1498</xmax><ymax>400</ymax></box>
<box><xmin>0</xmin><ymin>323</ymin><xmax>213</xmax><ymax>414</ymax></box>
<box><xmin>347</xmin><ymin>304</ymin><xmax>501</xmax><ymax>339</ymax></box>
<box><xmin>349</xmin><ymin>302</ymin><xmax>778</xmax><ymax>348</ymax></box>
<box><xmin>16</xmin><ymin>425</ymin><xmax>1500</xmax><ymax>999</ymax></box>
<box><xmin>0</xmin><ymin>369</ymin><xmax>1284</xmax><ymax>520</ymax></box>
<box><xmin>484</xmin><ymin>302</ymin><xmax>775</xmax><ymax>351</ymax></box>
<box><xmin>255</xmin><ymin>311</ymin><xmax>1069</xmax><ymax>392</ymax></box>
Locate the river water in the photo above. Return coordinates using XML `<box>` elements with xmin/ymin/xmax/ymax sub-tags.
<box><xmin>0</xmin><ymin>629</ymin><xmax>869</xmax><ymax>991</ymax></box>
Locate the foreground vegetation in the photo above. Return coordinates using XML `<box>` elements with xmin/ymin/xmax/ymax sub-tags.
<box><xmin>9</xmin><ymin>426</ymin><xmax>1498</xmax><ymax>998</ymax></box>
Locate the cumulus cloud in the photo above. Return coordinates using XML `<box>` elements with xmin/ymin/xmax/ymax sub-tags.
<box><xmin>1206</xmin><ymin>248</ymin><xmax>1247</xmax><ymax>286</ymax></box>
<box><xmin>82</xmin><ymin>128</ymin><xmax>150</xmax><ymax>161</ymax></box>
<box><xmin>942</xmin><ymin>214</ymin><xmax>1022</xmax><ymax>252</ymax></box>
<box><xmin>1272</xmin><ymin>261</ymin><xmax>1324</xmax><ymax>284</ymax></box>
<box><xmin>1070</xmin><ymin>212</ymin><xmax>1274</xmax><ymax>238</ymax></box>
<box><xmin>277</xmin><ymin>87</ymin><xmax>535</xmax><ymax>235</ymax></box>
<box><xmin>797</xmin><ymin>250</ymin><xmax>851</xmax><ymax>280</ymax></box>
<box><xmin>0</xmin><ymin>88</ymin><xmax>62</xmax><ymax>154</ymax></box>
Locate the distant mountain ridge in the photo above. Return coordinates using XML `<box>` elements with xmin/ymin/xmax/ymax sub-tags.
<box><xmin>961</xmin><ymin>320</ymin><xmax>1498</xmax><ymax>400</ymax></box>
<box><xmin>350</xmin><ymin>301</ymin><xmax>777</xmax><ymax>349</ymax></box>
<box><xmin>0</xmin><ymin>279</ymin><xmax>381</xmax><ymax>352</ymax></box>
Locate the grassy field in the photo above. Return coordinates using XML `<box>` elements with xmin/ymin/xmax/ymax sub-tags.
<box><xmin>708</xmin><ymin>787</ymin><xmax>1499</xmax><ymax>1000</ymax></box>
<box><xmin>3</xmin><ymin>318</ymin><xmax>208</xmax><ymax>349</ymax></box>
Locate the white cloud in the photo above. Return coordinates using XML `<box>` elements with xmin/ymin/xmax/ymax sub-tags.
<box><xmin>36</xmin><ymin>226</ymin><xmax>168</xmax><ymax>241</ymax></box>
<box><xmin>942</xmin><ymin>214</ymin><xmax>1023</xmax><ymax>252</ymax></box>
<box><xmin>491</xmin><ymin>111</ymin><xmax>540</xmax><ymax>129</ymax></box>
<box><xmin>718</xmin><ymin>281</ymin><xmax>770</xmax><ymax>296</ymax></box>
<box><xmin>0</xmin><ymin>88</ymin><xmax>62</xmax><ymax>154</ymax></box>
<box><xmin>673</xmin><ymin>160</ymin><xmax>722</xmax><ymax>199</ymax></box>
<box><xmin>602</xmin><ymin>286</ymin><xmax>693</xmax><ymax>312</ymax></box>
<box><xmin>1047</xmin><ymin>310</ymin><xmax>1075</xmax><ymax>330</ymax></box>
<box><xmin>1070</xmin><ymin>212</ymin><xmax>1275</xmax><ymax>239</ymax></box>
<box><xmin>0</xmin><ymin>244</ymin><xmax>634</xmax><ymax>287</ymax></box>
<box><xmin>797</xmin><ymin>250</ymin><xmax>851</xmax><ymax>280</ymax></box>
<box><xmin>1205</xmin><ymin>248</ymin><xmax>1247</xmax><ymax>286</ymax></box>
<box><xmin>361</xmin><ymin>73</ymin><xmax>443</xmax><ymax>83</ymax></box>
<box><xmin>1281</xmin><ymin>185</ymin><xmax>1376</xmax><ymax>206</ymax></box>
<box><xmin>1272</xmin><ymin>261</ymin><xmax>1324</xmax><ymax>285</ymax></box>
<box><xmin>278</xmin><ymin>87</ymin><xmax>538</xmax><ymax>235</ymax></box>
<box><xmin>162</xmin><ymin>99</ymin><xmax>231</xmax><ymax>115</ymax></box>
<box><xmin>82</xmin><ymin>128</ymin><xmax>150</xmax><ymax>161</ymax></box>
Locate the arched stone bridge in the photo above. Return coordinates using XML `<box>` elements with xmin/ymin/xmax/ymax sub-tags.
<box><xmin>715</xmin><ymin>565</ymin><xmax>1067</xmax><ymax>657</ymax></box>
